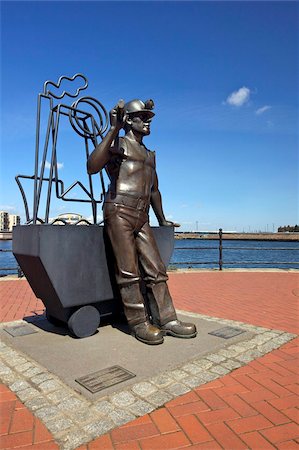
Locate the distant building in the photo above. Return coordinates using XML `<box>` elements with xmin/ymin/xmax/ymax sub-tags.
<box><xmin>278</xmin><ymin>225</ymin><xmax>299</xmax><ymax>232</ymax></box>
<box><xmin>0</xmin><ymin>211</ymin><xmax>20</xmax><ymax>231</ymax></box>
<box><xmin>8</xmin><ymin>214</ymin><xmax>21</xmax><ymax>231</ymax></box>
<box><xmin>0</xmin><ymin>211</ymin><xmax>9</xmax><ymax>231</ymax></box>
<box><xmin>51</xmin><ymin>213</ymin><xmax>84</xmax><ymax>225</ymax></box>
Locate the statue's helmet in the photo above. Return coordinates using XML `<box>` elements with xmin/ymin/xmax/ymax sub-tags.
<box><xmin>124</xmin><ymin>99</ymin><xmax>155</xmax><ymax>118</ymax></box>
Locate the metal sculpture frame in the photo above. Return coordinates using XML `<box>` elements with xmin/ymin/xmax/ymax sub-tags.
<box><xmin>16</xmin><ymin>73</ymin><xmax>109</xmax><ymax>225</ymax></box>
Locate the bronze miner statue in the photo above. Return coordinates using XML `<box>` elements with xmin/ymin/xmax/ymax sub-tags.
<box><xmin>87</xmin><ymin>99</ymin><xmax>197</xmax><ymax>344</ymax></box>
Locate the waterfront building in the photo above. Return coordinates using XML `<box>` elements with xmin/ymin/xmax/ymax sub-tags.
<box><xmin>0</xmin><ymin>211</ymin><xmax>20</xmax><ymax>231</ymax></box>
<box><xmin>0</xmin><ymin>211</ymin><xmax>9</xmax><ymax>231</ymax></box>
<box><xmin>8</xmin><ymin>214</ymin><xmax>20</xmax><ymax>231</ymax></box>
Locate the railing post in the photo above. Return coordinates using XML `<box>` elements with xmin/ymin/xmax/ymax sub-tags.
<box><xmin>219</xmin><ymin>228</ymin><xmax>223</xmax><ymax>270</ymax></box>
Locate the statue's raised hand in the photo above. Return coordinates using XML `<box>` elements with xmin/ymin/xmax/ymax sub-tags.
<box><xmin>110</xmin><ymin>99</ymin><xmax>126</xmax><ymax>131</ymax></box>
<box><xmin>159</xmin><ymin>219</ymin><xmax>181</xmax><ymax>227</ymax></box>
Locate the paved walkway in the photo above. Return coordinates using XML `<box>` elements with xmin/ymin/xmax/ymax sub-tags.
<box><xmin>0</xmin><ymin>271</ymin><xmax>298</xmax><ymax>449</ymax></box>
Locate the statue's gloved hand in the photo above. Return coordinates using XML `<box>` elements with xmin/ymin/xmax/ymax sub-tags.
<box><xmin>110</xmin><ymin>99</ymin><xmax>126</xmax><ymax>131</ymax></box>
<box><xmin>159</xmin><ymin>220</ymin><xmax>180</xmax><ymax>227</ymax></box>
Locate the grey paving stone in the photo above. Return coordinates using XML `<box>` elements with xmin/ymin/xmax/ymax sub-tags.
<box><xmin>0</xmin><ymin>362</ymin><xmax>12</xmax><ymax>375</ymax></box>
<box><xmin>210</xmin><ymin>365</ymin><xmax>230</xmax><ymax>376</ymax></box>
<box><xmin>45</xmin><ymin>416</ymin><xmax>74</xmax><ymax>434</ymax></box>
<box><xmin>192</xmin><ymin>359</ymin><xmax>213</xmax><ymax>370</ymax></box>
<box><xmin>150</xmin><ymin>373</ymin><xmax>174</xmax><ymax>388</ymax></box>
<box><xmin>284</xmin><ymin>333</ymin><xmax>297</xmax><ymax>339</ymax></box>
<box><xmin>236</xmin><ymin>350</ymin><xmax>264</xmax><ymax>363</ymax></box>
<box><xmin>110</xmin><ymin>390</ymin><xmax>136</xmax><ymax>407</ymax></box>
<box><xmin>93</xmin><ymin>400</ymin><xmax>115</xmax><ymax>415</ymax></box>
<box><xmin>251</xmin><ymin>334</ymin><xmax>273</xmax><ymax>344</ymax></box>
<box><xmin>181</xmin><ymin>362</ymin><xmax>203</xmax><ymax>375</ymax></box>
<box><xmin>68</xmin><ymin>407</ymin><xmax>97</xmax><ymax>425</ymax></box>
<box><xmin>17</xmin><ymin>387</ymin><xmax>40</xmax><ymax>402</ymax></box>
<box><xmin>31</xmin><ymin>372</ymin><xmax>53</xmax><ymax>385</ymax></box>
<box><xmin>39</xmin><ymin>379</ymin><xmax>63</xmax><ymax>393</ymax></box>
<box><xmin>108</xmin><ymin>409</ymin><xmax>136</xmax><ymax>426</ymax></box>
<box><xmin>8</xmin><ymin>357</ymin><xmax>28</xmax><ymax>367</ymax></box>
<box><xmin>58</xmin><ymin>396</ymin><xmax>88</xmax><ymax>413</ymax></box>
<box><xmin>58</xmin><ymin>429</ymin><xmax>92</xmax><ymax>450</ymax></box>
<box><xmin>222</xmin><ymin>360</ymin><xmax>243</xmax><ymax>370</ymax></box>
<box><xmin>218</xmin><ymin>349</ymin><xmax>240</xmax><ymax>358</ymax></box>
<box><xmin>241</xmin><ymin>341</ymin><xmax>257</xmax><ymax>350</ymax></box>
<box><xmin>9</xmin><ymin>379</ymin><xmax>31</xmax><ymax>392</ymax></box>
<box><xmin>244</xmin><ymin>324</ymin><xmax>267</xmax><ymax>332</ymax></box>
<box><xmin>206</xmin><ymin>353</ymin><xmax>227</xmax><ymax>363</ymax></box>
<box><xmin>15</xmin><ymin>362</ymin><xmax>35</xmax><ymax>373</ymax></box>
<box><xmin>184</xmin><ymin>375</ymin><xmax>204</xmax><ymax>388</ymax></box>
<box><xmin>34</xmin><ymin>405</ymin><xmax>61</xmax><ymax>421</ymax></box>
<box><xmin>47</xmin><ymin>389</ymin><xmax>72</xmax><ymax>404</ymax></box>
<box><xmin>266</xmin><ymin>331</ymin><xmax>283</xmax><ymax>339</ymax></box>
<box><xmin>166</xmin><ymin>382</ymin><xmax>190</xmax><ymax>397</ymax></box>
<box><xmin>275</xmin><ymin>334</ymin><xmax>295</xmax><ymax>344</ymax></box>
<box><xmin>128</xmin><ymin>399</ymin><xmax>155</xmax><ymax>416</ymax></box>
<box><xmin>23</xmin><ymin>366</ymin><xmax>44</xmax><ymax>378</ymax></box>
<box><xmin>146</xmin><ymin>389</ymin><xmax>173</xmax><ymax>407</ymax></box>
<box><xmin>167</xmin><ymin>369</ymin><xmax>188</xmax><ymax>381</ymax></box>
<box><xmin>0</xmin><ymin>371</ymin><xmax>18</xmax><ymax>384</ymax></box>
<box><xmin>1</xmin><ymin>349</ymin><xmax>19</xmax><ymax>359</ymax></box>
<box><xmin>131</xmin><ymin>381</ymin><xmax>157</xmax><ymax>397</ymax></box>
<box><xmin>83</xmin><ymin>418</ymin><xmax>114</xmax><ymax>438</ymax></box>
<box><xmin>196</xmin><ymin>372</ymin><xmax>219</xmax><ymax>384</ymax></box>
<box><xmin>24</xmin><ymin>395</ymin><xmax>51</xmax><ymax>411</ymax></box>
<box><xmin>258</xmin><ymin>341</ymin><xmax>283</xmax><ymax>353</ymax></box>
<box><xmin>227</xmin><ymin>344</ymin><xmax>248</xmax><ymax>355</ymax></box>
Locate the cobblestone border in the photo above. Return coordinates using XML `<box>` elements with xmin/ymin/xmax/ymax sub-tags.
<box><xmin>0</xmin><ymin>313</ymin><xmax>296</xmax><ymax>450</ymax></box>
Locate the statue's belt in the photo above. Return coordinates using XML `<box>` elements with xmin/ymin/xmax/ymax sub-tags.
<box><xmin>106</xmin><ymin>194</ymin><xmax>149</xmax><ymax>212</ymax></box>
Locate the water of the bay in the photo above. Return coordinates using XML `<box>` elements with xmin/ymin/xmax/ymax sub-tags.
<box><xmin>171</xmin><ymin>239</ymin><xmax>299</xmax><ymax>270</ymax></box>
<box><xmin>1</xmin><ymin>239</ymin><xmax>298</xmax><ymax>276</ymax></box>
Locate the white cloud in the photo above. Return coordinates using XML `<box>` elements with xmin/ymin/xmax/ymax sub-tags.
<box><xmin>44</xmin><ymin>160</ymin><xmax>64</xmax><ymax>170</ymax></box>
<box><xmin>226</xmin><ymin>87</ymin><xmax>251</xmax><ymax>107</ymax></box>
<box><xmin>255</xmin><ymin>105</ymin><xmax>271</xmax><ymax>115</ymax></box>
<box><xmin>0</xmin><ymin>205</ymin><xmax>15</xmax><ymax>211</ymax></box>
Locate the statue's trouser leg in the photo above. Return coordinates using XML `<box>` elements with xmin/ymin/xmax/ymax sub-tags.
<box><xmin>136</xmin><ymin>224</ymin><xmax>197</xmax><ymax>338</ymax></box>
<box><xmin>136</xmin><ymin>222</ymin><xmax>177</xmax><ymax>326</ymax></box>
<box><xmin>119</xmin><ymin>283</ymin><xmax>147</xmax><ymax>327</ymax></box>
<box><xmin>104</xmin><ymin>203</ymin><xmax>148</xmax><ymax>327</ymax></box>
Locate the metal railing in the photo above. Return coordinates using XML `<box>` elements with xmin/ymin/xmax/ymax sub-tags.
<box><xmin>0</xmin><ymin>249</ymin><xmax>23</xmax><ymax>277</ymax></box>
<box><xmin>172</xmin><ymin>229</ymin><xmax>299</xmax><ymax>270</ymax></box>
<box><xmin>1</xmin><ymin>228</ymin><xmax>299</xmax><ymax>276</ymax></box>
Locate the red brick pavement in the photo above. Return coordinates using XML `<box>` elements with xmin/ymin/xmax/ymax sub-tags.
<box><xmin>168</xmin><ymin>272</ymin><xmax>299</xmax><ymax>334</ymax></box>
<box><xmin>0</xmin><ymin>280</ymin><xmax>44</xmax><ymax>323</ymax></box>
<box><xmin>0</xmin><ymin>384</ymin><xmax>58</xmax><ymax>449</ymax></box>
<box><xmin>0</xmin><ymin>272</ymin><xmax>298</xmax><ymax>449</ymax></box>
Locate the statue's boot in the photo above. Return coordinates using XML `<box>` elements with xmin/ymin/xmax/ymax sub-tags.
<box><xmin>120</xmin><ymin>283</ymin><xmax>164</xmax><ymax>345</ymax></box>
<box><xmin>147</xmin><ymin>282</ymin><xmax>197</xmax><ymax>339</ymax></box>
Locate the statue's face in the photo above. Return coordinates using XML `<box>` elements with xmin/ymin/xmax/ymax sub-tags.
<box><xmin>130</xmin><ymin>113</ymin><xmax>152</xmax><ymax>136</ymax></box>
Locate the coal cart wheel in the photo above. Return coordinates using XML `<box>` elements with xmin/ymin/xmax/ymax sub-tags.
<box><xmin>46</xmin><ymin>310</ymin><xmax>63</xmax><ymax>327</ymax></box>
<box><xmin>68</xmin><ymin>305</ymin><xmax>100</xmax><ymax>338</ymax></box>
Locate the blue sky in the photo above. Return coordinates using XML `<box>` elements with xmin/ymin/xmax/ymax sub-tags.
<box><xmin>1</xmin><ymin>1</ymin><xmax>298</xmax><ymax>231</ymax></box>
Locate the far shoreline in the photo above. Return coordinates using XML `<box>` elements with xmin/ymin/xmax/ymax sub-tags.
<box><xmin>175</xmin><ymin>232</ymin><xmax>299</xmax><ymax>242</ymax></box>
